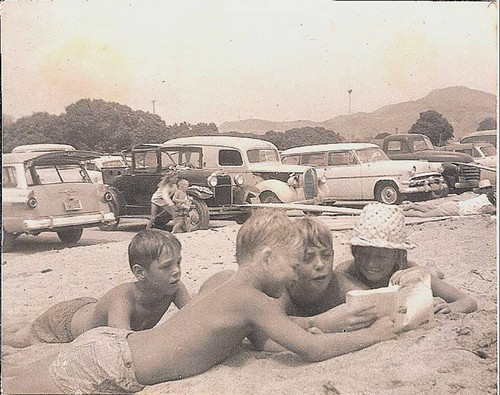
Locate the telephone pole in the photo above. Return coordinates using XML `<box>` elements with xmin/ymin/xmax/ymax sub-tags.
<box><xmin>348</xmin><ymin>89</ymin><xmax>352</xmax><ymax>115</ymax></box>
<box><xmin>152</xmin><ymin>100</ymin><xmax>156</xmax><ymax>114</ymax></box>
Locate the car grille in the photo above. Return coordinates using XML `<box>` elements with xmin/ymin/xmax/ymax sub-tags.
<box><xmin>213</xmin><ymin>175</ymin><xmax>232</xmax><ymax>205</ymax></box>
<box><xmin>303</xmin><ymin>168</ymin><xmax>317</xmax><ymax>199</ymax></box>
<box><xmin>409</xmin><ymin>175</ymin><xmax>443</xmax><ymax>187</ymax></box>
<box><xmin>458</xmin><ymin>164</ymin><xmax>480</xmax><ymax>181</ymax></box>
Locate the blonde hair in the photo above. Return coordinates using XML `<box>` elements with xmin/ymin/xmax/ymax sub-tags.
<box><xmin>295</xmin><ymin>216</ymin><xmax>332</xmax><ymax>251</ymax></box>
<box><xmin>236</xmin><ymin>209</ymin><xmax>303</xmax><ymax>264</ymax></box>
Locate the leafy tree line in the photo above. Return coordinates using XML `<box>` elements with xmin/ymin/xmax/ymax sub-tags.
<box><xmin>2</xmin><ymin>99</ymin><xmax>345</xmax><ymax>153</ymax></box>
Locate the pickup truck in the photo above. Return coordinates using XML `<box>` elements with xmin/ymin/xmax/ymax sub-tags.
<box><xmin>373</xmin><ymin>134</ymin><xmax>480</xmax><ymax>194</ymax></box>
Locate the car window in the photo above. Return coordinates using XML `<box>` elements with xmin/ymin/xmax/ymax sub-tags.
<box><xmin>328</xmin><ymin>151</ymin><xmax>357</xmax><ymax>166</ymax></box>
<box><xmin>387</xmin><ymin>140</ymin><xmax>407</xmax><ymax>153</ymax></box>
<box><xmin>160</xmin><ymin>150</ymin><xmax>180</xmax><ymax>169</ymax></box>
<box><xmin>247</xmin><ymin>149</ymin><xmax>280</xmax><ymax>163</ymax></box>
<box><xmin>179</xmin><ymin>150</ymin><xmax>202</xmax><ymax>168</ymax></box>
<box><xmin>219</xmin><ymin>149</ymin><xmax>243</xmax><ymax>166</ymax></box>
<box><xmin>2</xmin><ymin>166</ymin><xmax>18</xmax><ymax>188</ymax></box>
<box><xmin>85</xmin><ymin>162</ymin><xmax>99</xmax><ymax>171</ymax></box>
<box><xmin>32</xmin><ymin>165</ymin><xmax>88</xmax><ymax>184</ymax></box>
<box><xmin>135</xmin><ymin>151</ymin><xmax>158</xmax><ymax>171</ymax></box>
<box><xmin>300</xmin><ymin>152</ymin><xmax>327</xmax><ymax>166</ymax></box>
<box><xmin>356</xmin><ymin>147</ymin><xmax>388</xmax><ymax>163</ymax></box>
<box><xmin>413</xmin><ymin>138</ymin><xmax>433</xmax><ymax>151</ymax></box>
<box><xmin>101</xmin><ymin>160</ymin><xmax>126</xmax><ymax>168</ymax></box>
<box><xmin>480</xmin><ymin>145</ymin><xmax>496</xmax><ymax>156</ymax></box>
<box><xmin>282</xmin><ymin>155</ymin><xmax>300</xmax><ymax>165</ymax></box>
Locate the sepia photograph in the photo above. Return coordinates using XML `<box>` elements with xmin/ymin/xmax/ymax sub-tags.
<box><xmin>1</xmin><ymin>1</ymin><xmax>498</xmax><ymax>394</ymax></box>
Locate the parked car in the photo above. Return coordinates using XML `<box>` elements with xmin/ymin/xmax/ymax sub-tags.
<box><xmin>85</xmin><ymin>155</ymin><xmax>129</xmax><ymax>184</ymax></box>
<box><xmin>374</xmin><ymin>134</ymin><xmax>481</xmax><ymax>193</ymax></box>
<box><xmin>460</xmin><ymin>130</ymin><xmax>497</xmax><ymax>147</ymax></box>
<box><xmin>102</xmin><ymin>136</ymin><xmax>329</xmax><ymax>230</ymax></box>
<box><xmin>281</xmin><ymin>143</ymin><xmax>447</xmax><ymax>205</ymax></box>
<box><xmin>11</xmin><ymin>143</ymin><xmax>76</xmax><ymax>153</ymax></box>
<box><xmin>2</xmin><ymin>150</ymin><xmax>116</xmax><ymax>251</ymax></box>
<box><xmin>164</xmin><ymin>136</ymin><xmax>329</xmax><ymax>204</ymax></box>
<box><xmin>440</xmin><ymin>142</ymin><xmax>497</xmax><ymax>184</ymax></box>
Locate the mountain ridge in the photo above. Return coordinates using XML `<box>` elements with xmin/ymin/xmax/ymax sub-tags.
<box><xmin>218</xmin><ymin>86</ymin><xmax>496</xmax><ymax>141</ymax></box>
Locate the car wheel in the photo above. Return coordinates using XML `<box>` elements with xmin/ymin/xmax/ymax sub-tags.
<box><xmin>375</xmin><ymin>182</ymin><xmax>402</xmax><ymax>205</ymax></box>
<box><xmin>186</xmin><ymin>198</ymin><xmax>210</xmax><ymax>231</ymax></box>
<box><xmin>57</xmin><ymin>228</ymin><xmax>84</xmax><ymax>245</ymax></box>
<box><xmin>2</xmin><ymin>229</ymin><xmax>18</xmax><ymax>252</ymax></box>
<box><xmin>260</xmin><ymin>191</ymin><xmax>282</xmax><ymax>203</ymax></box>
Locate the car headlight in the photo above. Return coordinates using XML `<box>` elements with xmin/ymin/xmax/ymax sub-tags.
<box><xmin>27</xmin><ymin>197</ymin><xmax>38</xmax><ymax>209</ymax></box>
<box><xmin>287</xmin><ymin>175</ymin><xmax>299</xmax><ymax>188</ymax></box>
<box><xmin>104</xmin><ymin>191</ymin><xmax>113</xmax><ymax>202</ymax></box>
<box><xmin>234</xmin><ymin>174</ymin><xmax>245</xmax><ymax>186</ymax></box>
<box><xmin>207</xmin><ymin>175</ymin><xmax>218</xmax><ymax>187</ymax></box>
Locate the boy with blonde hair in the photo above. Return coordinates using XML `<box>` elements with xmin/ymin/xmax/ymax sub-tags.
<box><xmin>3</xmin><ymin>229</ymin><xmax>190</xmax><ymax>348</ymax></box>
<box><xmin>5</xmin><ymin>209</ymin><xmax>395</xmax><ymax>394</ymax></box>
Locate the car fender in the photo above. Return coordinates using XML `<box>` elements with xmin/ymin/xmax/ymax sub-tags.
<box><xmin>187</xmin><ymin>185</ymin><xmax>213</xmax><ymax>200</ymax></box>
<box><xmin>256</xmin><ymin>179</ymin><xmax>296</xmax><ymax>203</ymax></box>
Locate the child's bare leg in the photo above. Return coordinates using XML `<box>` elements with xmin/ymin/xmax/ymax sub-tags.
<box><xmin>2</xmin><ymin>324</ymin><xmax>40</xmax><ymax>348</ymax></box>
<box><xmin>3</xmin><ymin>352</ymin><xmax>62</xmax><ymax>394</ymax></box>
<box><xmin>171</xmin><ymin>217</ymin><xmax>183</xmax><ymax>234</ymax></box>
<box><xmin>146</xmin><ymin>204</ymin><xmax>161</xmax><ymax>229</ymax></box>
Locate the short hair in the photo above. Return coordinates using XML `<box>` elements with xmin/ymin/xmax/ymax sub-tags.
<box><xmin>295</xmin><ymin>216</ymin><xmax>333</xmax><ymax>251</ymax></box>
<box><xmin>235</xmin><ymin>208</ymin><xmax>303</xmax><ymax>263</ymax></box>
<box><xmin>128</xmin><ymin>229</ymin><xmax>181</xmax><ymax>271</ymax></box>
<box><xmin>177</xmin><ymin>179</ymin><xmax>189</xmax><ymax>187</ymax></box>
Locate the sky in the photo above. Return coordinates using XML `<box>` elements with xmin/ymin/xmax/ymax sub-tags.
<box><xmin>1</xmin><ymin>0</ymin><xmax>498</xmax><ymax>126</ymax></box>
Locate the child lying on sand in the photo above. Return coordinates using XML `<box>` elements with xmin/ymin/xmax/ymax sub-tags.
<box><xmin>4</xmin><ymin>209</ymin><xmax>396</xmax><ymax>394</ymax></box>
<box><xmin>335</xmin><ymin>203</ymin><xmax>478</xmax><ymax>314</ymax></box>
<box><xmin>3</xmin><ymin>229</ymin><xmax>190</xmax><ymax>348</ymax></box>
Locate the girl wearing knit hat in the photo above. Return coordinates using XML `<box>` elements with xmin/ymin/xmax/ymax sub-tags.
<box><xmin>335</xmin><ymin>203</ymin><xmax>477</xmax><ymax>314</ymax></box>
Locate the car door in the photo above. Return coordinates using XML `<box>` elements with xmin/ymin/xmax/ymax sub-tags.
<box><xmin>325</xmin><ymin>150</ymin><xmax>362</xmax><ymax>200</ymax></box>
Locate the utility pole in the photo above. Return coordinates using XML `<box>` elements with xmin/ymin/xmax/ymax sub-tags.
<box><xmin>348</xmin><ymin>89</ymin><xmax>352</xmax><ymax>115</ymax></box>
<box><xmin>152</xmin><ymin>100</ymin><xmax>156</xmax><ymax>114</ymax></box>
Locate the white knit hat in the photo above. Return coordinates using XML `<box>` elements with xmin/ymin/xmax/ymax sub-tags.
<box><xmin>350</xmin><ymin>203</ymin><xmax>415</xmax><ymax>250</ymax></box>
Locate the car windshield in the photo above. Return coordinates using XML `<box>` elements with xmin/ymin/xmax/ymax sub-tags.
<box><xmin>247</xmin><ymin>149</ymin><xmax>280</xmax><ymax>163</ymax></box>
<box><xmin>413</xmin><ymin>137</ymin><xmax>434</xmax><ymax>151</ymax></box>
<box><xmin>32</xmin><ymin>164</ymin><xmax>90</xmax><ymax>185</ymax></box>
<box><xmin>355</xmin><ymin>147</ymin><xmax>389</xmax><ymax>163</ymax></box>
<box><xmin>479</xmin><ymin>145</ymin><xmax>497</xmax><ymax>157</ymax></box>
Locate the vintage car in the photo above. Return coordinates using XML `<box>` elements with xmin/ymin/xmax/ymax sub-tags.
<box><xmin>85</xmin><ymin>155</ymin><xmax>129</xmax><ymax>184</ymax></box>
<box><xmin>460</xmin><ymin>130</ymin><xmax>497</xmax><ymax>147</ymax></box>
<box><xmin>12</xmin><ymin>143</ymin><xmax>76</xmax><ymax>153</ymax></box>
<box><xmin>441</xmin><ymin>142</ymin><xmax>497</xmax><ymax>184</ymax></box>
<box><xmin>164</xmin><ymin>136</ymin><xmax>329</xmax><ymax>204</ymax></box>
<box><xmin>102</xmin><ymin>136</ymin><xmax>328</xmax><ymax>230</ymax></box>
<box><xmin>2</xmin><ymin>150</ymin><xmax>116</xmax><ymax>251</ymax></box>
<box><xmin>281</xmin><ymin>143</ymin><xmax>447</xmax><ymax>205</ymax></box>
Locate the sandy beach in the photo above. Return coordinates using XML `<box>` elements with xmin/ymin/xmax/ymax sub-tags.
<box><xmin>1</xmin><ymin>213</ymin><xmax>497</xmax><ymax>394</ymax></box>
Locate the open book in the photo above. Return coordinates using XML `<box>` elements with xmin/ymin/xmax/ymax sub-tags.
<box><xmin>346</xmin><ymin>272</ymin><xmax>434</xmax><ymax>333</ymax></box>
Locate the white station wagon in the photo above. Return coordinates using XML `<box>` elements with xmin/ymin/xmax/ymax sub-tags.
<box><xmin>2</xmin><ymin>150</ymin><xmax>116</xmax><ymax>251</ymax></box>
<box><xmin>281</xmin><ymin>143</ymin><xmax>447</xmax><ymax>205</ymax></box>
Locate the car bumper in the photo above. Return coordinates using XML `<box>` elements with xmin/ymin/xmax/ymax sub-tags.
<box><xmin>454</xmin><ymin>180</ymin><xmax>480</xmax><ymax>190</ymax></box>
<box><xmin>401</xmin><ymin>176</ymin><xmax>447</xmax><ymax>195</ymax></box>
<box><xmin>22</xmin><ymin>212</ymin><xmax>115</xmax><ymax>232</ymax></box>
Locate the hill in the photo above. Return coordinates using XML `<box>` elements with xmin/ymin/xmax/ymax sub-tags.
<box><xmin>218</xmin><ymin>86</ymin><xmax>496</xmax><ymax>141</ymax></box>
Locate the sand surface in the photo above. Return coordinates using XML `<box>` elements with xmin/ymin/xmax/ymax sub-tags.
<box><xmin>1</xmin><ymin>214</ymin><xmax>497</xmax><ymax>394</ymax></box>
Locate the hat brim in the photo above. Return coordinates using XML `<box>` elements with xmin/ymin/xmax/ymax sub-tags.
<box><xmin>350</xmin><ymin>236</ymin><xmax>415</xmax><ymax>250</ymax></box>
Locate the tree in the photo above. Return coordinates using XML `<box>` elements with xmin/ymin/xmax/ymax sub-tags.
<box><xmin>282</xmin><ymin>126</ymin><xmax>344</xmax><ymax>150</ymax></box>
<box><xmin>477</xmin><ymin>117</ymin><xmax>496</xmax><ymax>131</ymax></box>
<box><xmin>409</xmin><ymin>110</ymin><xmax>454</xmax><ymax>146</ymax></box>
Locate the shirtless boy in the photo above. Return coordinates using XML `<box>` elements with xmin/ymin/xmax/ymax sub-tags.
<box><xmin>4</xmin><ymin>209</ymin><xmax>396</xmax><ymax>394</ymax></box>
<box><xmin>3</xmin><ymin>229</ymin><xmax>190</xmax><ymax>348</ymax></box>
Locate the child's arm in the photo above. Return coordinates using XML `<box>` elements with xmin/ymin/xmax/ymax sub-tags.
<box><xmin>107</xmin><ymin>297</ymin><xmax>134</xmax><ymax>330</ymax></box>
<box><xmin>248</xmin><ymin>291</ymin><xmax>396</xmax><ymax>362</ymax></box>
<box><xmin>430</xmin><ymin>275</ymin><xmax>478</xmax><ymax>314</ymax></box>
<box><xmin>173</xmin><ymin>281</ymin><xmax>191</xmax><ymax>309</ymax></box>
<box><xmin>172</xmin><ymin>190</ymin><xmax>185</xmax><ymax>204</ymax></box>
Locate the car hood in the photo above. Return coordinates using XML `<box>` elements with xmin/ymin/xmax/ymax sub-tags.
<box><xmin>366</xmin><ymin>160</ymin><xmax>442</xmax><ymax>174</ymax></box>
<box><xmin>411</xmin><ymin>150</ymin><xmax>474</xmax><ymax>163</ymax></box>
<box><xmin>475</xmin><ymin>156</ymin><xmax>497</xmax><ymax>168</ymax></box>
<box><xmin>249</xmin><ymin>162</ymin><xmax>312</xmax><ymax>174</ymax></box>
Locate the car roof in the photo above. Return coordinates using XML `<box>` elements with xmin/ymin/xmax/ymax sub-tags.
<box><xmin>461</xmin><ymin>130</ymin><xmax>497</xmax><ymax>138</ymax></box>
<box><xmin>11</xmin><ymin>143</ymin><xmax>76</xmax><ymax>153</ymax></box>
<box><xmin>3</xmin><ymin>150</ymin><xmax>100</xmax><ymax>166</ymax></box>
<box><xmin>281</xmin><ymin>143</ymin><xmax>378</xmax><ymax>155</ymax></box>
<box><xmin>164</xmin><ymin>136</ymin><xmax>277</xmax><ymax>150</ymax></box>
<box><xmin>444</xmin><ymin>142</ymin><xmax>495</xmax><ymax>150</ymax></box>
